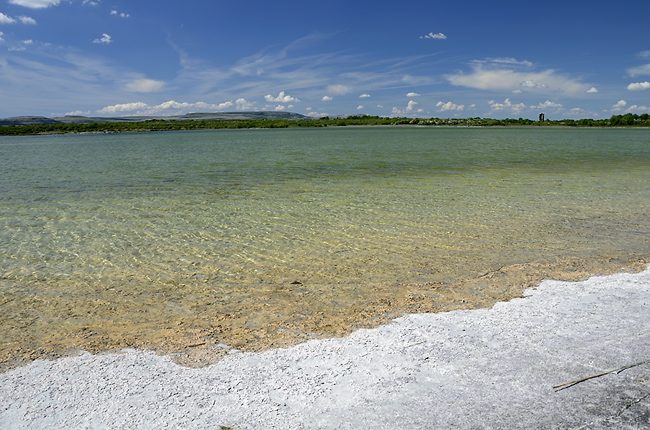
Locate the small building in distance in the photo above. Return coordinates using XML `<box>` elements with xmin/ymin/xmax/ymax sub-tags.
<box><xmin>539</xmin><ymin>113</ymin><xmax>545</xmax><ymax>122</ymax></box>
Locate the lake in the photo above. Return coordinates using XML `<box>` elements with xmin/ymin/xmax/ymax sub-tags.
<box><xmin>1</xmin><ymin>127</ymin><xmax>649</xmax><ymax>367</ymax></box>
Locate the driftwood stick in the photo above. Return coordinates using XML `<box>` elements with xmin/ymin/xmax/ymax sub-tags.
<box><xmin>187</xmin><ymin>342</ymin><xmax>207</xmax><ymax>348</ymax></box>
<box><xmin>553</xmin><ymin>358</ymin><xmax>650</xmax><ymax>390</ymax></box>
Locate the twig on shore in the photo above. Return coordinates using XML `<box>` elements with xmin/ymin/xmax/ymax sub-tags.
<box><xmin>187</xmin><ymin>342</ymin><xmax>207</xmax><ymax>348</ymax></box>
<box><xmin>553</xmin><ymin>358</ymin><xmax>650</xmax><ymax>391</ymax></box>
<box><xmin>403</xmin><ymin>341</ymin><xmax>426</xmax><ymax>349</ymax></box>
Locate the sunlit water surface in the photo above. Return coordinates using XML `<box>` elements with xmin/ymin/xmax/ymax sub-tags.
<box><xmin>1</xmin><ymin>127</ymin><xmax>649</xmax><ymax>366</ymax></box>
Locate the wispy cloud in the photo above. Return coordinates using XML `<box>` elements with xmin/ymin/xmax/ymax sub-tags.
<box><xmin>407</xmin><ymin>92</ymin><xmax>420</xmax><ymax>97</ymax></box>
<box><xmin>8</xmin><ymin>0</ymin><xmax>60</xmax><ymax>8</ymax></box>
<box><xmin>627</xmin><ymin>64</ymin><xmax>650</xmax><ymax>77</ymax></box>
<box><xmin>19</xmin><ymin>15</ymin><xmax>37</xmax><ymax>24</ymax></box>
<box><xmin>0</xmin><ymin>13</ymin><xmax>15</xmax><ymax>24</ymax></box>
<box><xmin>359</xmin><ymin>94</ymin><xmax>370</xmax><ymax>98</ymax></box>
<box><xmin>0</xmin><ymin>12</ymin><xmax>37</xmax><ymax>24</ymax></box>
<box><xmin>327</xmin><ymin>84</ymin><xmax>351</xmax><ymax>95</ymax></box>
<box><xmin>420</xmin><ymin>32</ymin><xmax>446</xmax><ymax>40</ymax></box>
<box><xmin>125</xmin><ymin>79</ymin><xmax>165</xmax><ymax>93</ymax></box>
<box><xmin>8</xmin><ymin>39</ymin><xmax>33</xmax><ymax>51</ymax></box>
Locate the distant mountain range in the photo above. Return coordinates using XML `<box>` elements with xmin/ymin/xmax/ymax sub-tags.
<box><xmin>0</xmin><ymin>111</ymin><xmax>308</xmax><ymax>126</ymax></box>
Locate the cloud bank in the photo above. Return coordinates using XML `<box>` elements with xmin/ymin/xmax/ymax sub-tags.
<box><xmin>446</xmin><ymin>58</ymin><xmax>591</xmax><ymax>95</ymax></box>
<box><xmin>97</xmin><ymin>99</ymin><xmax>253</xmax><ymax>116</ymax></box>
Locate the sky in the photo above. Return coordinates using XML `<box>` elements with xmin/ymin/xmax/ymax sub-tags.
<box><xmin>1</xmin><ymin>0</ymin><xmax>649</xmax><ymax>120</ymax></box>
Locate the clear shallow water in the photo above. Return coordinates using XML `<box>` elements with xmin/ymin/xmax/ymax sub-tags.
<box><xmin>1</xmin><ymin>127</ymin><xmax>649</xmax><ymax>364</ymax></box>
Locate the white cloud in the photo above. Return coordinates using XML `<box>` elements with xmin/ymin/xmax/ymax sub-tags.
<box><xmin>327</xmin><ymin>84</ymin><xmax>350</xmax><ymax>95</ymax></box>
<box><xmin>125</xmin><ymin>79</ymin><xmax>165</xmax><ymax>93</ymax></box>
<box><xmin>586</xmin><ymin>87</ymin><xmax>598</xmax><ymax>93</ymax></box>
<box><xmin>65</xmin><ymin>110</ymin><xmax>91</xmax><ymax>116</ymax></box>
<box><xmin>235</xmin><ymin>98</ymin><xmax>254</xmax><ymax>110</ymax></box>
<box><xmin>8</xmin><ymin>0</ymin><xmax>60</xmax><ymax>8</ymax></box>
<box><xmin>446</xmin><ymin>58</ymin><xmax>590</xmax><ymax>95</ymax></box>
<box><xmin>637</xmin><ymin>51</ymin><xmax>650</xmax><ymax>59</ymax></box>
<box><xmin>420</xmin><ymin>32</ymin><xmax>446</xmax><ymax>40</ymax></box>
<box><xmin>321</xmin><ymin>96</ymin><xmax>333</xmax><ymax>101</ymax></box>
<box><xmin>111</xmin><ymin>10</ymin><xmax>131</xmax><ymax>18</ymax></box>
<box><xmin>488</xmin><ymin>98</ymin><xmax>526</xmax><ymax>115</ymax></box>
<box><xmin>98</xmin><ymin>102</ymin><xmax>149</xmax><ymax>114</ymax></box>
<box><xmin>530</xmin><ymin>100</ymin><xmax>563</xmax><ymax>110</ymax></box>
<box><xmin>407</xmin><ymin>92</ymin><xmax>420</xmax><ymax>97</ymax></box>
<box><xmin>359</xmin><ymin>94</ymin><xmax>371</xmax><ymax>98</ymax></box>
<box><xmin>0</xmin><ymin>13</ymin><xmax>16</xmax><ymax>24</ymax></box>
<box><xmin>406</xmin><ymin>100</ymin><xmax>418</xmax><ymax>112</ymax></box>
<box><xmin>627</xmin><ymin>64</ymin><xmax>650</xmax><ymax>77</ymax></box>
<box><xmin>264</xmin><ymin>91</ymin><xmax>299</xmax><ymax>103</ymax></box>
<box><xmin>567</xmin><ymin>107</ymin><xmax>585</xmax><ymax>116</ymax></box>
<box><xmin>436</xmin><ymin>101</ymin><xmax>464</xmax><ymax>112</ymax></box>
<box><xmin>93</xmin><ymin>33</ymin><xmax>112</xmax><ymax>45</ymax></box>
<box><xmin>392</xmin><ymin>100</ymin><xmax>421</xmax><ymax>115</ymax></box>
<box><xmin>611</xmin><ymin>100</ymin><xmax>627</xmax><ymax>111</ymax></box>
<box><xmin>357</xmin><ymin>105</ymin><xmax>364</xmax><ymax>110</ymax></box>
<box><xmin>626</xmin><ymin>104</ymin><xmax>650</xmax><ymax>113</ymax></box>
<box><xmin>0</xmin><ymin>31</ymin><xmax>4</xmax><ymax>43</ymax></box>
<box><xmin>274</xmin><ymin>105</ymin><xmax>285</xmax><ymax>111</ymax></box>
<box><xmin>111</xmin><ymin>10</ymin><xmax>130</xmax><ymax>18</ymax></box>
<box><xmin>627</xmin><ymin>82</ymin><xmax>650</xmax><ymax>91</ymax></box>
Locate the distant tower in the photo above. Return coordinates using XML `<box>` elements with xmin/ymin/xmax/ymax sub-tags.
<box><xmin>539</xmin><ymin>113</ymin><xmax>545</xmax><ymax>122</ymax></box>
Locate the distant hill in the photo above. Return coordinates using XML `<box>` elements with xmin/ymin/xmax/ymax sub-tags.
<box><xmin>0</xmin><ymin>116</ymin><xmax>62</xmax><ymax>126</ymax></box>
<box><xmin>0</xmin><ymin>111</ymin><xmax>308</xmax><ymax>126</ymax></box>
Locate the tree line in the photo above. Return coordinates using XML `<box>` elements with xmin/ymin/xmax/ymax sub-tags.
<box><xmin>1</xmin><ymin>113</ymin><xmax>649</xmax><ymax>136</ymax></box>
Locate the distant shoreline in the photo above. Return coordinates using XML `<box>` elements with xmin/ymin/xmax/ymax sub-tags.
<box><xmin>1</xmin><ymin>112</ymin><xmax>649</xmax><ymax>136</ymax></box>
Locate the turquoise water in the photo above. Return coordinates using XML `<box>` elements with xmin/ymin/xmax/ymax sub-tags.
<box><xmin>1</xmin><ymin>127</ymin><xmax>649</xmax><ymax>359</ymax></box>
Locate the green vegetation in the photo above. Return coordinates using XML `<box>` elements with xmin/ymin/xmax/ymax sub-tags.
<box><xmin>1</xmin><ymin>113</ymin><xmax>649</xmax><ymax>136</ymax></box>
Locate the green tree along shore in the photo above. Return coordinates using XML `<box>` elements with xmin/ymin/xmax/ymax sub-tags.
<box><xmin>1</xmin><ymin>113</ymin><xmax>649</xmax><ymax>136</ymax></box>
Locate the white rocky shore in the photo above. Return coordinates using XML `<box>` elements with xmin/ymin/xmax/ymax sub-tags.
<box><xmin>1</xmin><ymin>267</ymin><xmax>649</xmax><ymax>429</ymax></box>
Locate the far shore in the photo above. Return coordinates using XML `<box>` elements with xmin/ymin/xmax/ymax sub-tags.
<box><xmin>2</xmin><ymin>111</ymin><xmax>649</xmax><ymax>136</ymax></box>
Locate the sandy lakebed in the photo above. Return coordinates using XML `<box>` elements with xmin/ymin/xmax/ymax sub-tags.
<box><xmin>1</xmin><ymin>264</ymin><xmax>649</xmax><ymax>429</ymax></box>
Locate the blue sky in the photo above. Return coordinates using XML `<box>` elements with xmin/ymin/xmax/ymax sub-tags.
<box><xmin>1</xmin><ymin>0</ymin><xmax>649</xmax><ymax>119</ymax></box>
